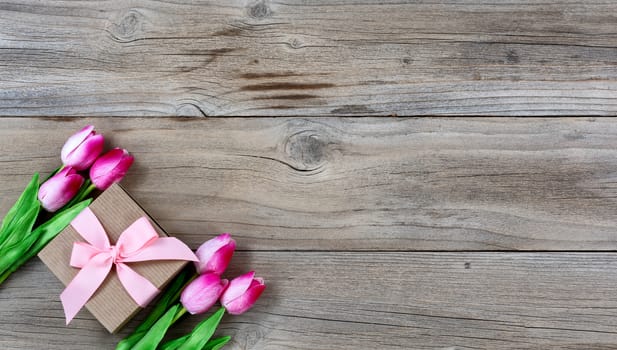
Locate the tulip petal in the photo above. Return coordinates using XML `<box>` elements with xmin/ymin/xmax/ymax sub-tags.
<box><xmin>206</xmin><ymin>241</ymin><xmax>235</xmax><ymax>275</ymax></box>
<box><xmin>61</xmin><ymin>125</ymin><xmax>94</xmax><ymax>164</ymax></box>
<box><xmin>181</xmin><ymin>273</ymin><xmax>227</xmax><ymax>315</ymax></box>
<box><xmin>90</xmin><ymin>148</ymin><xmax>134</xmax><ymax>190</ymax></box>
<box><xmin>220</xmin><ymin>271</ymin><xmax>255</xmax><ymax>306</ymax></box>
<box><xmin>38</xmin><ymin>168</ymin><xmax>84</xmax><ymax>212</ymax></box>
<box><xmin>91</xmin><ymin>149</ymin><xmax>123</xmax><ymax>175</ymax></box>
<box><xmin>225</xmin><ymin>282</ymin><xmax>265</xmax><ymax>315</ymax></box>
<box><xmin>195</xmin><ymin>233</ymin><xmax>235</xmax><ymax>275</ymax></box>
<box><xmin>65</xmin><ymin>134</ymin><xmax>104</xmax><ymax>170</ymax></box>
<box><xmin>195</xmin><ymin>234</ymin><xmax>232</xmax><ymax>262</ymax></box>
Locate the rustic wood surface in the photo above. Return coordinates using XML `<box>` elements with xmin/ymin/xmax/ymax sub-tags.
<box><xmin>2</xmin><ymin>1</ymin><xmax>617</xmax><ymax>347</ymax></box>
<box><xmin>1</xmin><ymin>118</ymin><xmax>617</xmax><ymax>349</ymax></box>
<box><xmin>5</xmin><ymin>252</ymin><xmax>617</xmax><ymax>350</ymax></box>
<box><xmin>1</xmin><ymin>1</ymin><xmax>617</xmax><ymax>116</ymax></box>
<box><xmin>3</xmin><ymin>118</ymin><xmax>617</xmax><ymax>251</ymax></box>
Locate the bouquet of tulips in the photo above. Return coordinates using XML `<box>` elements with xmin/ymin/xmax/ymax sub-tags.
<box><xmin>117</xmin><ymin>234</ymin><xmax>266</xmax><ymax>350</ymax></box>
<box><xmin>0</xmin><ymin>126</ymin><xmax>134</xmax><ymax>285</ymax></box>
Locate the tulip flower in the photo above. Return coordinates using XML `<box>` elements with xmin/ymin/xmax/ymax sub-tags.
<box><xmin>220</xmin><ymin>271</ymin><xmax>265</xmax><ymax>315</ymax></box>
<box><xmin>90</xmin><ymin>148</ymin><xmax>134</xmax><ymax>190</ymax></box>
<box><xmin>180</xmin><ymin>273</ymin><xmax>229</xmax><ymax>315</ymax></box>
<box><xmin>60</xmin><ymin>125</ymin><xmax>104</xmax><ymax>170</ymax></box>
<box><xmin>38</xmin><ymin>167</ymin><xmax>84</xmax><ymax>212</ymax></box>
<box><xmin>195</xmin><ymin>233</ymin><xmax>236</xmax><ymax>275</ymax></box>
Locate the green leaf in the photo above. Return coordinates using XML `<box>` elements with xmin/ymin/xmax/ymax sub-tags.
<box><xmin>1</xmin><ymin>203</ymin><xmax>40</xmax><ymax>252</ymax></box>
<box><xmin>0</xmin><ymin>174</ymin><xmax>41</xmax><ymax>276</ymax></box>
<box><xmin>202</xmin><ymin>336</ymin><xmax>231</xmax><ymax>350</ymax></box>
<box><xmin>0</xmin><ymin>174</ymin><xmax>39</xmax><ymax>235</ymax></box>
<box><xmin>0</xmin><ymin>199</ymin><xmax>92</xmax><ymax>285</ymax></box>
<box><xmin>132</xmin><ymin>304</ymin><xmax>180</xmax><ymax>350</ymax></box>
<box><xmin>0</xmin><ymin>203</ymin><xmax>41</xmax><ymax>275</ymax></box>
<box><xmin>157</xmin><ymin>310</ymin><xmax>229</xmax><ymax>350</ymax></box>
<box><xmin>116</xmin><ymin>270</ymin><xmax>194</xmax><ymax>350</ymax></box>
<box><xmin>138</xmin><ymin>269</ymin><xmax>193</xmax><ymax>333</ymax></box>
<box><xmin>0</xmin><ymin>174</ymin><xmax>40</xmax><ymax>249</ymax></box>
<box><xmin>160</xmin><ymin>334</ymin><xmax>190</xmax><ymax>350</ymax></box>
<box><xmin>115</xmin><ymin>332</ymin><xmax>144</xmax><ymax>350</ymax></box>
<box><xmin>30</xmin><ymin>199</ymin><xmax>91</xmax><ymax>255</ymax></box>
<box><xmin>177</xmin><ymin>308</ymin><xmax>226</xmax><ymax>350</ymax></box>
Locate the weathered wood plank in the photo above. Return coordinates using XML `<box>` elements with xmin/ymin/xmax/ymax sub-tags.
<box><xmin>1</xmin><ymin>1</ymin><xmax>617</xmax><ymax>116</ymax></box>
<box><xmin>1</xmin><ymin>117</ymin><xmax>617</xmax><ymax>250</ymax></box>
<box><xmin>3</xmin><ymin>252</ymin><xmax>617</xmax><ymax>349</ymax></box>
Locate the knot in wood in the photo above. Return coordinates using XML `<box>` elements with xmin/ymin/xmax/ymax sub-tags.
<box><xmin>109</xmin><ymin>10</ymin><xmax>144</xmax><ymax>42</ymax></box>
<box><xmin>289</xmin><ymin>38</ymin><xmax>303</xmax><ymax>49</ymax></box>
<box><xmin>119</xmin><ymin>12</ymin><xmax>139</xmax><ymax>36</ymax></box>
<box><xmin>285</xmin><ymin>131</ymin><xmax>326</xmax><ymax>171</ymax></box>
<box><xmin>505</xmin><ymin>49</ymin><xmax>520</xmax><ymax>64</ymax></box>
<box><xmin>247</xmin><ymin>0</ymin><xmax>271</xmax><ymax>19</ymax></box>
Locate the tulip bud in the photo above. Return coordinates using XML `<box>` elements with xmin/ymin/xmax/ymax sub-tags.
<box><xmin>60</xmin><ymin>125</ymin><xmax>104</xmax><ymax>170</ymax></box>
<box><xmin>89</xmin><ymin>148</ymin><xmax>134</xmax><ymax>190</ymax></box>
<box><xmin>180</xmin><ymin>273</ymin><xmax>229</xmax><ymax>315</ymax></box>
<box><xmin>195</xmin><ymin>233</ymin><xmax>236</xmax><ymax>275</ymax></box>
<box><xmin>38</xmin><ymin>167</ymin><xmax>85</xmax><ymax>212</ymax></box>
<box><xmin>220</xmin><ymin>271</ymin><xmax>265</xmax><ymax>315</ymax></box>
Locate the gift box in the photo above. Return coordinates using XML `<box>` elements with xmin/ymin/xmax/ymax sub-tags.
<box><xmin>39</xmin><ymin>184</ymin><xmax>190</xmax><ymax>333</ymax></box>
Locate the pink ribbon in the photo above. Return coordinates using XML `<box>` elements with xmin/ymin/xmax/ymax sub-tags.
<box><xmin>60</xmin><ymin>208</ymin><xmax>198</xmax><ymax>324</ymax></box>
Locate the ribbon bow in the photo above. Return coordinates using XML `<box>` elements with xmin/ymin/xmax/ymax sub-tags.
<box><xmin>61</xmin><ymin>208</ymin><xmax>197</xmax><ymax>324</ymax></box>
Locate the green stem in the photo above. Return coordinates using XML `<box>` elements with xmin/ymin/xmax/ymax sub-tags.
<box><xmin>171</xmin><ymin>305</ymin><xmax>188</xmax><ymax>325</ymax></box>
<box><xmin>64</xmin><ymin>182</ymin><xmax>95</xmax><ymax>210</ymax></box>
<box><xmin>75</xmin><ymin>182</ymin><xmax>95</xmax><ymax>202</ymax></box>
<box><xmin>171</xmin><ymin>274</ymin><xmax>197</xmax><ymax>303</ymax></box>
<box><xmin>0</xmin><ymin>269</ymin><xmax>10</xmax><ymax>285</ymax></box>
<box><xmin>131</xmin><ymin>304</ymin><xmax>180</xmax><ymax>350</ymax></box>
<box><xmin>115</xmin><ymin>270</ymin><xmax>196</xmax><ymax>350</ymax></box>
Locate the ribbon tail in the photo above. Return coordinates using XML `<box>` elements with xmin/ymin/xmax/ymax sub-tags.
<box><xmin>60</xmin><ymin>254</ymin><xmax>112</xmax><ymax>324</ymax></box>
<box><xmin>121</xmin><ymin>237</ymin><xmax>198</xmax><ymax>263</ymax></box>
<box><xmin>116</xmin><ymin>263</ymin><xmax>159</xmax><ymax>307</ymax></box>
<box><xmin>122</xmin><ymin>237</ymin><xmax>199</xmax><ymax>262</ymax></box>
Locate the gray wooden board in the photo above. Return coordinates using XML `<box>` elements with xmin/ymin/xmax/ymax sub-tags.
<box><xmin>2</xmin><ymin>252</ymin><xmax>617</xmax><ymax>349</ymax></box>
<box><xmin>1</xmin><ymin>1</ymin><xmax>617</xmax><ymax>116</ymax></box>
<box><xmin>2</xmin><ymin>117</ymin><xmax>617</xmax><ymax>349</ymax></box>
<box><xmin>1</xmin><ymin>117</ymin><xmax>617</xmax><ymax>250</ymax></box>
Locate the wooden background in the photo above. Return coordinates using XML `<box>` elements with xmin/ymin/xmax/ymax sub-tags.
<box><xmin>1</xmin><ymin>1</ymin><xmax>617</xmax><ymax>349</ymax></box>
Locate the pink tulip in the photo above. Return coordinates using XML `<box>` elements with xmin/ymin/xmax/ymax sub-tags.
<box><xmin>38</xmin><ymin>167</ymin><xmax>85</xmax><ymax>212</ymax></box>
<box><xmin>220</xmin><ymin>271</ymin><xmax>265</xmax><ymax>315</ymax></box>
<box><xmin>60</xmin><ymin>125</ymin><xmax>104</xmax><ymax>170</ymax></box>
<box><xmin>195</xmin><ymin>233</ymin><xmax>236</xmax><ymax>275</ymax></box>
<box><xmin>89</xmin><ymin>148</ymin><xmax>134</xmax><ymax>190</ymax></box>
<box><xmin>180</xmin><ymin>273</ymin><xmax>229</xmax><ymax>315</ymax></box>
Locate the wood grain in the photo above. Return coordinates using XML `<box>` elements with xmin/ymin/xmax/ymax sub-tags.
<box><xmin>3</xmin><ymin>252</ymin><xmax>617</xmax><ymax>349</ymax></box>
<box><xmin>1</xmin><ymin>1</ymin><xmax>617</xmax><ymax>116</ymax></box>
<box><xmin>2</xmin><ymin>117</ymin><xmax>617</xmax><ymax>250</ymax></box>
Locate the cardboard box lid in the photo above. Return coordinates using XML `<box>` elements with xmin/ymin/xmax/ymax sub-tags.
<box><xmin>38</xmin><ymin>184</ymin><xmax>187</xmax><ymax>333</ymax></box>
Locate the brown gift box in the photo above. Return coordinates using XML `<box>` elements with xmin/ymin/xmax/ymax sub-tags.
<box><xmin>38</xmin><ymin>184</ymin><xmax>188</xmax><ymax>333</ymax></box>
